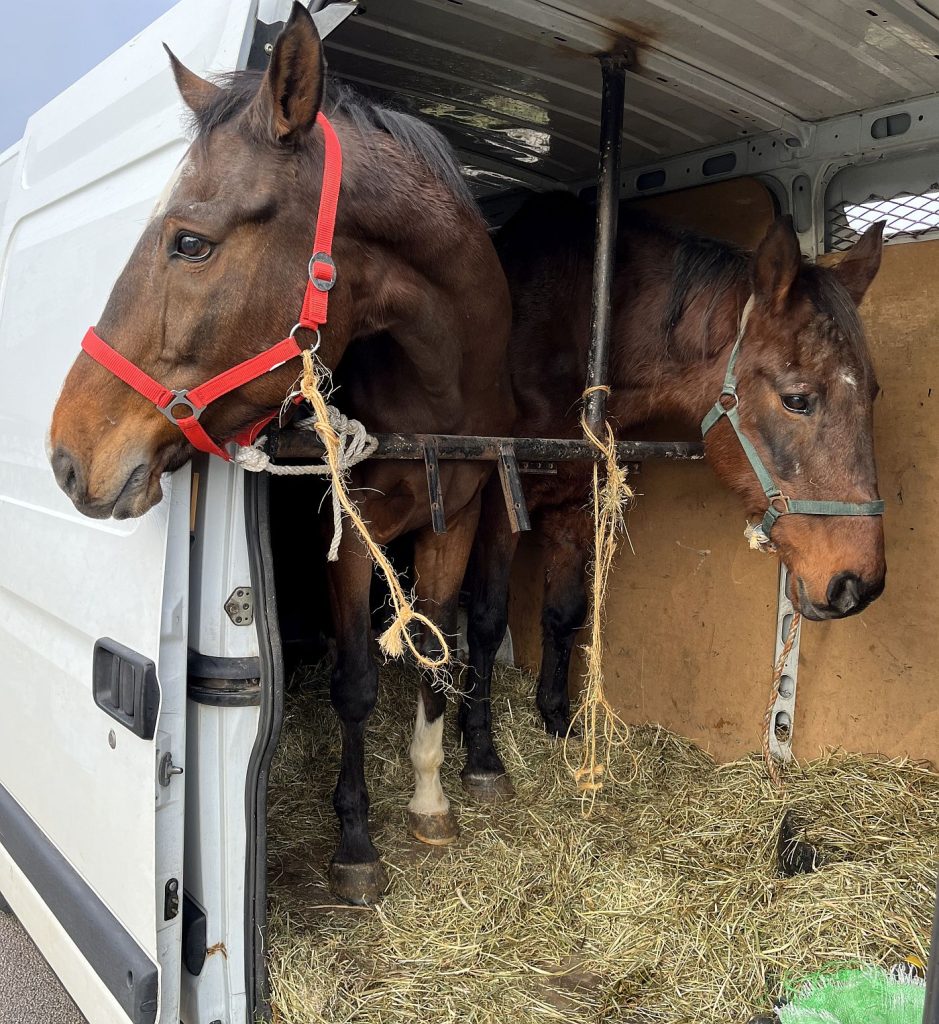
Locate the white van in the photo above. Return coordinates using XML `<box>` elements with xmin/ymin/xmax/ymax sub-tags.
<box><xmin>3</xmin><ymin>2</ymin><xmax>939</xmax><ymax>1023</ymax></box>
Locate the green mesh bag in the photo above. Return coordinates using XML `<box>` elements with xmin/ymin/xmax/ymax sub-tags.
<box><xmin>777</xmin><ymin>967</ymin><xmax>925</xmax><ymax>1024</ymax></box>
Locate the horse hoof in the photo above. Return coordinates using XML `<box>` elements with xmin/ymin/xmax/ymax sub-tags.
<box><xmin>328</xmin><ymin>860</ymin><xmax>388</xmax><ymax>905</ymax></box>
<box><xmin>407</xmin><ymin>809</ymin><xmax>460</xmax><ymax>846</ymax></box>
<box><xmin>543</xmin><ymin>716</ymin><xmax>577</xmax><ymax>740</ymax></box>
<box><xmin>461</xmin><ymin>770</ymin><xmax>516</xmax><ymax>803</ymax></box>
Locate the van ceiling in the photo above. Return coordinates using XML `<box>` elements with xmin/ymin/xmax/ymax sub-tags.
<box><xmin>323</xmin><ymin>0</ymin><xmax>939</xmax><ymax>194</ymax></box>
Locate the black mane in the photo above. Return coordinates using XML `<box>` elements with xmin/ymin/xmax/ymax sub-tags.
<box><xmin>190</xmin><ymin>70</ymin><xmax>475</xmax><ymax>210</ymax></box>
<box><xmin>661</xmin><ymin>222</ymin><xmax>867</xmax><ymax>362</ymax></box>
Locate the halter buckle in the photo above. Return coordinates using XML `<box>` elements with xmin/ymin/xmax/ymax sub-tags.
<box><xmin>768</xmin><ymin>493</ymin><xmax>791</xmax><ymax>515</ymax></box>
<box><xmin>159</xmin><ymin>389</ymin><xmax>204</xmax><ymax>422</ymax></box>
<box><xmin>719</xmin><ymin>388</ymin><xmax>739</xmax><ymax>412</ymax></box>
<box><xmin>309</xmin><ymin>252</ymin><xmax>337</xmax><ymax>292</ymax></box>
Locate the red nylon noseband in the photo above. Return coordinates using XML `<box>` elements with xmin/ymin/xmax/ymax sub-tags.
<box><xmin>81</xmin><ymin>111</ymin><xmax>343</xmax><ymax>462</ymax></box>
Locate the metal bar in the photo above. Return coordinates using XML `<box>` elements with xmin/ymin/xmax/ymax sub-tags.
<box><xmin>582</xmin><ymin>52</ymin><xmax>630</xmax><ymax>441</ymax></box>
<box><xmin>497</xmin><ymin>443</ymin><xmax>531</xmax><ymax>534</ymax></box>
<box><xmin>767</xmin><ymin>565</ymin><xmax>802</xmax><ymax>763</ymax></box>
<box><xmin>422</xmin><ymin>438</ymin><xmax>447</xmax><ymax>534</ymax></box>
<box><xmin>272</xmin><ymin>430</ymin><xmax>704</xmax><ymax>463</ymax></box>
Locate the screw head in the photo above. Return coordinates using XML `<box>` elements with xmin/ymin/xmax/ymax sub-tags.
<box><xmin>263</xmin><ymin>42</ymin><xmax>274</xmax><ymax>55</ymax></box>
<box><xmin>108</xmin><ymin>730</ymin><xmax>116</xmax><ymax>749</ymax></box>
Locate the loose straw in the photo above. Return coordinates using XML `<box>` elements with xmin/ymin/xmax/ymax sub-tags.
<box><xmin>300</xmin><ymin>349</ymin><xmax>450</xmax><ymax>669</ymax></box>
<box><xmin>565</xmin><ymin>387</ymin><xmax>636</xmax><ymax>806</ymax></box>
<box><xmin>761</xmin><ymin>610</ymin><xmax>802</xmax><ymax>790</ymax></box>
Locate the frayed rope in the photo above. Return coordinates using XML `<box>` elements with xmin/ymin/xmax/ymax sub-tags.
<box><xmin>564</xmin><ymin>390</ymin><xmax>637</xmax><ymax>809</ymax></box>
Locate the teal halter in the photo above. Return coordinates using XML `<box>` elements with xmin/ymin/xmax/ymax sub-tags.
<box><xmin>700</xmin><ymin>296</ymin><xmax>885</xmax><ymax>540</ymax></box>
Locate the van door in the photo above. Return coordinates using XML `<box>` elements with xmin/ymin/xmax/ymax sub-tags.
<box><xmin>0</xmin><ymin>3</ymin><xmax>256</xmax><ymax>1022</ymax></box>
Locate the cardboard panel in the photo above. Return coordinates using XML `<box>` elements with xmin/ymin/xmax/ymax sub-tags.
<box><xmin>509</xmin><ymin>178</ymin><xmax>937</xmax><ymax>763</ymax></box>
<box><xmin>794</xmin><ymin>240</ymin><xmax>938</xmax><ymax>761</ymax></box>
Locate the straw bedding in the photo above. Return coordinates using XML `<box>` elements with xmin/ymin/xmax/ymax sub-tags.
<box><xmin>267</xmin><ymin>662</ymin><xmax>939</xmax><ymax>1024</ymax></box>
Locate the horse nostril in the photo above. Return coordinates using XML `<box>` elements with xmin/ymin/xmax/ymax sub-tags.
<box><xmin>826</xmin><ymin>572</ymin><xmax>862</xmax><ymax>614</ymax></box>
<box><xmin>51</xmin><ymin>446</ymin><xmax>82</xmax><ymax>500</ymax></box>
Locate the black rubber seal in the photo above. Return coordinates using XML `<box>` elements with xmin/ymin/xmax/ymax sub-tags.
<box><xmin>243</xmin><ymin>472</ymin><xmax>284</xmax><ymax>1023</ymax></box>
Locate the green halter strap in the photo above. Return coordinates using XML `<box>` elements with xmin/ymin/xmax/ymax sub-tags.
<box><xmin>700</xmin><ymin>296</ymin><xmax>885</xmax><ymax>539</ymax></box>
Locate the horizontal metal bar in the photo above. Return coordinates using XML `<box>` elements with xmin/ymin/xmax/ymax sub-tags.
<box><xmin>271</xmin><ymin>430</ymin><xmax>705</xmax><ymax>463</ymax></box>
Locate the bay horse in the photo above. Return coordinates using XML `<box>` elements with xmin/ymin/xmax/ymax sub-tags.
<box><xmin>49</xmin><ymin>4</ymin><xmax>513</xmax><ymax>904</ymax></box>
<box><xmin>460</xmin><ymin>193</ymin><xmax>885</xmax><ymax>797</ymax></box>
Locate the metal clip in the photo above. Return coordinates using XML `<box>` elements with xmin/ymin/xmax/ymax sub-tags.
<box><xmin>159</xmin><ymin>390</ymin><xmax>204</xmax><ymax>422</ymax></box>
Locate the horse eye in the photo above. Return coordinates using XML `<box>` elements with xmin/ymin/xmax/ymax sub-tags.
<box><xmin>781</xmin><ymin>394</ymin><xmax>811</xmax><ymax>414</ymax></box>
<box><xmin>174</xmin><ymin>233</ymin><xmax>212</xmax><ymax>262</ymax></box>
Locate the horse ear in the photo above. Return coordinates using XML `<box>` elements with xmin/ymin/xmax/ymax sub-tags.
<box><xmin>164</xmin><ymin>45</ymin><xmax>222</xmax><ymax>118</ymax></box>
<box><xmin>752</xmin><ymin>215</ymin><xmax>802</xmax><ymax>312</ymax></box>
<box><xmin>829</xmin><ymin>220</ymin><xmax>885</xmax><ymax>305</ymax></box>
<box><xmin>252</xmin><ymin>2</ymin><xmax>324</xmax><ymax>141</ymax></box>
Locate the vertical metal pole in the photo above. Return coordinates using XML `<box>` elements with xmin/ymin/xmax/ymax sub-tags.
<box><xmin>583</xmin><ymin>53</ymin><xmax>630</xmax><ymax>440</ymax></box>
<box><xmin>923</xmin><ymin>872</ymin><xmax>939</xmax><ymax>1024</ymax></box>
<box><xmin>768</xmin><ymin>565</ymin><xmax>802</xmax><ymax>762</ymax></box>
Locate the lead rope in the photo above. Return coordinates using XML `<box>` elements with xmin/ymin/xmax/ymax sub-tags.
<box><xmin>297</xmin><ymin>349</ymin><xmax>450</xmax><ymax>668</ymax></box>
<box><xmin>761</xmin><ymin>609</ymin><xmax>801</xmax><ymax>790</ymax></box>
<box><xmin>564</xmin><ymin>386</ymin><xmax>636</xmax><ymax>808</ymax></box>
<box><xmin>233</xmin><ymin>406</ymin><xmax>377</xmax><ymax>561</ymax></box>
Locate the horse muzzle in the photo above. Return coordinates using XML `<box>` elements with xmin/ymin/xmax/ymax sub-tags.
<box><xmin>51</xmin><ymin>446</ymin><xmax>162</xmax><ymax>520</ymax></box>
<box><xmin>795</xmin><ymin>570</ymin><xmax>886</xmax><ymax>621</ymax></box>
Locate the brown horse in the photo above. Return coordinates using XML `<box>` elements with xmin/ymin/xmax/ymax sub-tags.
<box><xmin>49</xmin><ymin>4</ymin><xmax>513</xmax><ymax>904</ymax></box>
<box><xmin>460</xmin><ymin>192</ymin><xmax>885</xmax><ymax>792</ymax></box>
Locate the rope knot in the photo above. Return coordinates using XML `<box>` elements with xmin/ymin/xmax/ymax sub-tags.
<box><xmin>237</xmin><ymin>347</ymin><xmax>449</xmax><ymax>670</ymax></box>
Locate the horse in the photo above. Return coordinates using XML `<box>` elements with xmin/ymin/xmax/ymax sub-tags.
<box><xmin>460</xmin><ymin>192</ymin><xmax>885</xmax><ymax>797</ymax></box>
<box><xmin>48</xmin><ymin>3</ymin><xmax>514</xmax><ymax>905</ymax></box>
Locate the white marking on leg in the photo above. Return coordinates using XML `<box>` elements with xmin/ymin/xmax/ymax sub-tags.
<box><xmin>408</xmin><ymin>696</ymin><xmax>449</xmax><ymax>817</ymax></box>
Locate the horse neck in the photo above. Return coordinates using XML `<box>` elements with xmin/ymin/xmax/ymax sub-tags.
<box><xmin>609</xmin><ymin>264</ymin><xmax>752</xmax><ymax>430</ymax></box>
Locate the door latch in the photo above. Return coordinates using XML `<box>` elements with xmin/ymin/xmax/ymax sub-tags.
<box><xmin>158</xmin><ymin>752</ymin><xmax>184</xmax><ymax>788</ymax></box>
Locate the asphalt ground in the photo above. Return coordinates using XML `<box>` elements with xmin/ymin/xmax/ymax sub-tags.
<box><xmin>0</xmin><ymin>910</ymin><xmax>87</xmax><ymax>1024</ymax></box>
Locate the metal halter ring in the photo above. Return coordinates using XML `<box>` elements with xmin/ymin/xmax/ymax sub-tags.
<box><xmin>289</xmin><ymin>323</ymin><xmax>322</xmax><ymax>354</ymax></box>
<box><xmin>308</xmin><ymin>252</ymin><xmax>337</xmax><ymax>292</ymax></box>
<box><xmin>159</xmin><ymin>389</ymin><xmax>204</xmax><ymax>422</ymax></box>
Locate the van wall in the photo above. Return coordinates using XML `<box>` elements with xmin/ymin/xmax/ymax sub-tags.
<box><xmin>507</xmin><ymin>177</ymin><xmax>936</xmax><ymax>765</ymax></box>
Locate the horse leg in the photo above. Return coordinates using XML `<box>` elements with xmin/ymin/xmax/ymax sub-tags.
<box><xmin>537</xmin><ymin>505</ymin><xmax>591</xmax><ymax>738</ymax></box>
<box><xmin>326</xmin><ymin>530</ymin><xmax>387</xmax><ymax>905</ymax></box>
<box><xmin>406</xmin><ymin>498</ymin><xmax>481</xmax><ymax>845</ymax></box>
<box><xmin>461</xmin><ymin>475</ymin><xmax>518</xmax><ymax>802</ymax></box>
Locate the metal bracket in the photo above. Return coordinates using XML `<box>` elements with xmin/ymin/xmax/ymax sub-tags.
<box><xmin>422</xmin><ymin>438</ymin><xmax>447</xmax><ymax>534</ymax></box>
<box><xmin>224</xmin><ymin>587</ymin><xmax>254</xmax><ymax>626</ymax></box>
<box><xmin>497</xmin><ymin>443</ymin><xmax>531</xmax><ymax>534</ymax></box>
<box><xmin>767</xmin><ymin>565</ymin><xmax>802</xmax><ymax>762</ymax></box>
<box><xmin>519</xmin><ymin>460</ymin><xmax>557</xmax><ymax>474</ymax></box>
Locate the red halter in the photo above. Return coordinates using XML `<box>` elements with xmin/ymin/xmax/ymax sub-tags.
<box><xmin>80</xmin><ymin>111</ymin><xmax>343</xmax><ymax>462</ymax></box>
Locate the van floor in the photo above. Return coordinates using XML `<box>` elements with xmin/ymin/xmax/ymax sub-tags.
<box><xmin>266</xmin><ymin>661</ymin><xmax>939</xmax><ymax>1024</ymax></box>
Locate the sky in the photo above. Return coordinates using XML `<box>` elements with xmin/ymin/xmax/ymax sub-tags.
<box><xmin>0</xmin><ymin>0</ymin><xmax>179</xmax><ymax>152</ymax></box>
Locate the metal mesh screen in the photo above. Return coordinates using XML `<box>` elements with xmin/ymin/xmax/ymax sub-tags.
<box><xmin>828</xmin><ymin>188</ymin><xmax>939</xmax><ymax>250</ymax></box>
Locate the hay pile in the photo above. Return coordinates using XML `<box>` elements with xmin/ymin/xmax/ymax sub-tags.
<box><xmin>267</xmin><ymin>663</ymin><xmax>939</xmax><ymax>1024</ymax></box>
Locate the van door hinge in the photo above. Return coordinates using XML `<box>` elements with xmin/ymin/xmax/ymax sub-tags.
<box><xmin>224</xmin><ymin>587</ymin><xmax>254</xmax><ymax>626</ymax></box>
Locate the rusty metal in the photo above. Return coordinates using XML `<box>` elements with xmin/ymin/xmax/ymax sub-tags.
<box><xmin>271</xmin><ymin>429</ymin><xmax>703</xmax><ymax>463</ymax></box>
<box><xmin>583</xmin><ymin>52</ymin><xmax>631</xmax><ymax>441</ymax></box>
<box><xmin>422</xmin><ymin>438</ymin><xmax>447</xmax><ymax>534</ymax></box>
<box><xmin>496</xmin><ymin>443</ymin><xmax>532</xmax><ymax>534</ymax></box>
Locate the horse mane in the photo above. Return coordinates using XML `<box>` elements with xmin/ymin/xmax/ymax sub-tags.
<box><xmin>188</xmin><ymin>70</ymin><xmax>476</xmax><ymax>211</ymax></box>
<box><xmin>652</xmin><ymin>216</ymin><xmax>868</xmax><ymax>365</ymax></box>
